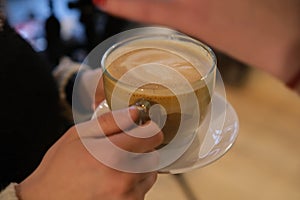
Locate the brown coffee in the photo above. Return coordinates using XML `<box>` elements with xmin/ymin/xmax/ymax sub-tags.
<box><xmin>103</xmin><ymin>43</ymin><xmax>212</xmax><ymax>145</ymax></box>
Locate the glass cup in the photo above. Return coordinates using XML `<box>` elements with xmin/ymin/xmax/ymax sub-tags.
<box><xmin>101</xmin><ymin>27</ymin><xmax>216</xmax><ymax>151</ymax></box>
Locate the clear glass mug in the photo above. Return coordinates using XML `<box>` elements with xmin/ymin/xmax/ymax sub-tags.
<box><xmin>99</xmin><ymin>27</ymin><xmax>217</xmax><ymax>171</ymax></box>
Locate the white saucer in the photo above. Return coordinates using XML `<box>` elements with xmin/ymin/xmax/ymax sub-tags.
<box><xmin>159</xmin><ymin>93</ymin><xmax>239</xmax><ymax>174</ymax></box>
<box><xmin>93</xmin><ymin>93</ymin><xmax>239</xmax><ymax>174</ymax></box>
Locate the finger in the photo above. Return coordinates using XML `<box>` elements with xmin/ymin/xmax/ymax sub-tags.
<box><xmin>98</xmin><ymin>106</ymin><xmax>140</xmax><ymax>135</ymax></box>
<box><xmin>93</xmin><ymin>0</ymin><xmax>181</xmax><ymax>25</ymax></box>
<box><xmin>109</xmin><ymin>121</ymin><xmax>164</xmax><ymax>152</ymax></box>
<box><xmin>76</xmin><ymin>106</ymin><xmax>140</xmax><ymax>138</ymax></box>
<box><xmin>80</xmin><ymin>127</ymin><xmax>162</xmax><ymax>172</ymax></box>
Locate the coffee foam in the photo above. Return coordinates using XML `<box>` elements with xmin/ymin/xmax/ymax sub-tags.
<box><xmin>105</xmin><ymin>39</ymin><xmax>213</xmax><ymax>74</ymax></box>
<box><xmin>110</xmin><ymin>48</ymin><xmax>201</xmax><ymax>88</ymax></box>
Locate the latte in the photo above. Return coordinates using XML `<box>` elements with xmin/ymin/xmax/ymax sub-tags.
<box><xmin>103</xmin><ymin>41</ymin><xmax>212</xmax><ymax>145</ymax></box>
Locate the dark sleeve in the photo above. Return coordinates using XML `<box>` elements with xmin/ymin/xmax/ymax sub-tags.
<box><xmin>0</xmin><ymin>22</ymin><xmax>69</xmax><ymax>189</ymax></box>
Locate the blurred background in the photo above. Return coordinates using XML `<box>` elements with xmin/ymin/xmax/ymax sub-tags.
<box><xmin>4</xmin><ymin>0</ymin><xmax>300</xmax><ymax>199</ymax></box>
<box><xmin>5</xmin><ymin>0</ymin><xmax>138</xmax><ymax>67</ymax></box>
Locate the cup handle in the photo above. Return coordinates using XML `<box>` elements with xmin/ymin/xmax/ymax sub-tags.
<box><xmin>134</xmin><ymin>99</ymin><xmax>153</xmax><ymax>125</ymax></box>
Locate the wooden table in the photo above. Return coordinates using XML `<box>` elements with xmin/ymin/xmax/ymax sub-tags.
<box><xmin>146</xmin><ymin>69</ymin><xmax>300</xmax><ymax>200</ymax></box>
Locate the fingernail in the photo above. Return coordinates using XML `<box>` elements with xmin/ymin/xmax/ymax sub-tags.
<box><xmin>93</xmin><ymin>0</ymin><xmax>106</xmax><ymax>7</ymax></box>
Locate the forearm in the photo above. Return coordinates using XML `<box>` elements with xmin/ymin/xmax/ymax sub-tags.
<box><xmin>185</xmin><ymin>0</ymin><xmax>300</xmax><ymax>83</ymax></box>
<box><xmin>96</xmin><ymin>0</ymin><xmax>300</xmax><ymax>84</ymax></box>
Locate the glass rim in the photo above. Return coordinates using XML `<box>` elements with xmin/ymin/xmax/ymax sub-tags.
<box><xmin>101</xmin><ymin>27</ymin><xmax>217</xmax><ymax>90</ymax></box>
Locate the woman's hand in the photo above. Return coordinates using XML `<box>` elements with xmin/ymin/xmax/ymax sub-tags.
<box><xmin>17</xmin><ymin>106</ymin><xmax>163</xmax><ymax>200</ymax></box>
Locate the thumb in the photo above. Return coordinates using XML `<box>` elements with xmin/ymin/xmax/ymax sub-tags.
<box><xmin>75</xmin><ymin>106</ymin><xmax>140</xmax><ymax>138</ymax></box>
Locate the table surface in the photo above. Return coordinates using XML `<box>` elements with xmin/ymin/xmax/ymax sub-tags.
<box><xmin>146</xmin><ymin>68</ymin><xmax>300</xmax><ymax>200</ymax></box>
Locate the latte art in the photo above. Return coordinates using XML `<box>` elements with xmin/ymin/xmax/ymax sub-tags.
<box><xmin>107</xmin><ymin>48</ymin><xmax>202</xmax><ymax>89</ymax></box>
